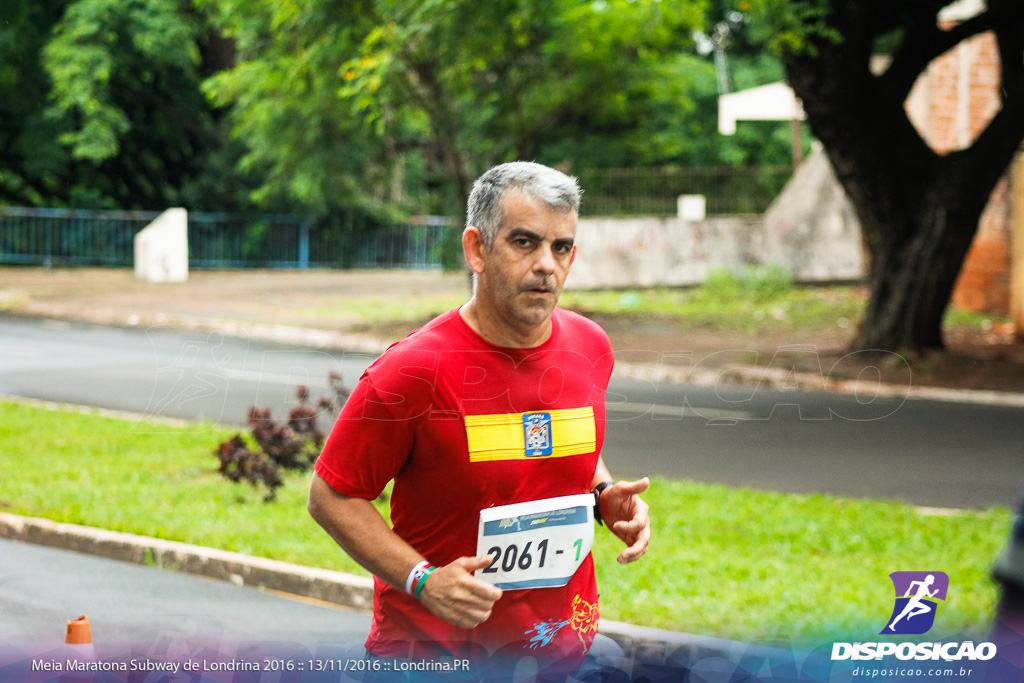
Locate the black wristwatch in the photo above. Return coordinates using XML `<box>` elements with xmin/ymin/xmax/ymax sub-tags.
<box><xmin>592</xmin><ymin>480</ymin><xmax>614</xmax><ymax>526</ymax></box>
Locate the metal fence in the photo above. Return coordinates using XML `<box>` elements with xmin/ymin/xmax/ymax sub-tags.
<box><xmin>0</xmin><ymin>207</ymin><xmax>457</xmax><ymax>269</ymax></box>
<box><xmin>0</xmin><ymin>166</ymin><xmax>792</xmax><ymax>268</ymax></box>
<box><xmin>0</xmin><ymin>207</ymin><xmax>160</xmax><ymax>266</ymax></box>
<box><xmin>575</xmin><ymin>165</ymin><xmax>793</xmax><ymax>216</ymax></box>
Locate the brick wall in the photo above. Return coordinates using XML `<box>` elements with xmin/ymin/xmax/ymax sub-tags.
<box><xmin>908</xmin><ymin>23</ymin><xmax>1015</xmax><ymax>315</ymax></box>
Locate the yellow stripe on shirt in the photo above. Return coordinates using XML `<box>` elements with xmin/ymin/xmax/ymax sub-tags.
<box><xmin>464</xmin><ymin>406</ymin><xmax>596</xmax><ymax>462</ymax></box>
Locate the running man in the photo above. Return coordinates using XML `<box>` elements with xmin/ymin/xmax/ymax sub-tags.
<box><xmin>308</xmin><ymin>162</ymin><xmax>650</xmax><ymax>677</ymax></box>
<box><xmin>888</xmin><ymin>574</ymin><xmax>939</xmax><ymax>631</ymax></box>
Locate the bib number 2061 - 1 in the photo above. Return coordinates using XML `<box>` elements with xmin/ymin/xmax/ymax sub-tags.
<box><xmin>475</xmin><ymin>493</ymin><xmax>595</xmax><ymax>590</ymax></box>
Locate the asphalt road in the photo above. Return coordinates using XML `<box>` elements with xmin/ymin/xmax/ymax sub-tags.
<box><xmin>2</xmin><ymin>313</ymin><xmax>1023</xmax><ymax>509</ymax></box>
<box><xmin>0</xmin><ymin>538</ymin><xmax>371</xmax><ymax>676</ymax></box>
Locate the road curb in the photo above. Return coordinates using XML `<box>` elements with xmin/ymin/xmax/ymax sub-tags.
<box><xmin>595</xmin><ymin>618</ymin><xmax>800</xmax><ymax>669</ymax></box>
<box><xmin>613</xmin><ymin>359</ymin><xmax>1024</xmax><ymax>409</ymax></box>
<box><xmin>0</xmin><ymin>512</ymin><xmax>374</xmax><ymax>611</ymax></box>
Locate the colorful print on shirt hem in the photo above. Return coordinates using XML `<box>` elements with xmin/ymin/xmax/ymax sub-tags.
<box><xmin>523</xmin><ymin>594</ymin><xmax>600</xmax><ymax>655</ymax></box>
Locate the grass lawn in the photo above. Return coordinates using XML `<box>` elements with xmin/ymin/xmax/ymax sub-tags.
<box><xmin>561</xmin><ymin>269</ymin><xmax>866</xmax><ymax>336</ymax></box>
<box><xmin>0</xmin><ymin>400</ymin><xmax>1012</xmax><ymax>647</ymax></box>
<box><xmin>292</xmin><ymin>293</ymin><xmax>468</xmax><ymax>326</ymax></box>
<box><xmin>560</xmin><ymin>268</ymin><xmax>1012</xmax><ymax>338</ymax></box>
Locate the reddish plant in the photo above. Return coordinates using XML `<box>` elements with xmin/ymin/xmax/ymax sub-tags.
<box><xmin>213</xmin><ymin>371</ymin><xmax>349</xmax><ymax>501</ymax></box>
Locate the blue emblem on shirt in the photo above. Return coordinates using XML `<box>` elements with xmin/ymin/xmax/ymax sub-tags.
<box><xmin>523</xmin><ymin>412</ymin><xmax>553</xmax><ymax>457</ymax></box>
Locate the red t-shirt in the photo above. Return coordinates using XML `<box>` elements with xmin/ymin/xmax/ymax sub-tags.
<box><xmin>314</xmin><ymin>307</ymin><xmax>614</xmax><ymax>666</ymax></box>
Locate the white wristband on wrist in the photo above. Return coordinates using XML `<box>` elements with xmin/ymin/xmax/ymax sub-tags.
<box><xmin>405</xmin><ymin>560</ymin><xmax>431</xmax><ymax>595</ymax></box>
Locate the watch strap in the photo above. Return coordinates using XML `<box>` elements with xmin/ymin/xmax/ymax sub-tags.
<box><xmin>592</xmin><ymin>480</ymin><xmax>614</xmax><ymax>526</ymax></box>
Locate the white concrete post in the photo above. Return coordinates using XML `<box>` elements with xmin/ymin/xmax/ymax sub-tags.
<box><xmin>134</xmin><ymin>208</ymin><xmax>188</xmax><ymax>283</ymax></box>
<box><xmin>677</xmin><ymin>195</ymin><xmax>707</xmax><ymax>222</ymax></box>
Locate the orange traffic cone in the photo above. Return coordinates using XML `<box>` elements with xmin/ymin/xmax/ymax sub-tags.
<box><xmin>65</xmin><ymin>616</ymin><xmax>92</xmax><ymax>647</ymax></box>
<box><xmin>61</xmin><ymin>616</ymin><xmax>96</xmax><ymax>682</ymax></box>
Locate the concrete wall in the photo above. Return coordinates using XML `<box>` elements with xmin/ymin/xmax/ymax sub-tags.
<box><xmin>566</xmin><ymin>215</ymin><xmax>767</xmax><ymax>290</ymax></box>
<box><xmin>761</xmin><ymin>146</ymin><xmax>865</xmax><ymax>282</ymax></box>
<box><xmin>566</xmin><ymin>148</ymin><xmax>865</xmax><ymax>290</ymax></box>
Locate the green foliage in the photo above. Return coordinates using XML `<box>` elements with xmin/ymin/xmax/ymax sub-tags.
<box><xmin>0</xmin><ymin>400</ymin><xmax>1011</xmax><ymax>640</ymax></box>
<box><xmin>1</xmin><ymin>0</ymin><xmax>257</xmax><ymax>210</ymax></box>
<box><xmin>0</xmin><ymin>399</ymin><xmax>365</xmax><ymax>568</ymax></box>
<box><xmin>701</xmin><ymin>265</ymin><xmax>793</xmax><ymax>303</ymax></box>
<box><xmin>201</xmin><ymin>0</ymin><xmax>718</xmax><ymax>218</ymax></box>
<box><xmin>3</xmin><ymin>0</ymin><xmax>803</xmax><ymax>217</ymax></box>
<box><xmin>43</xmin><ymin>0</ymin><xmax>201</xmax><ymax>162</ymax></box>
<box><xmin>943</xmin><ymin>309</ymin><xmax>1013</xmax><ymax>330</ymax></box>
<box><xmin>198</xmin><ymin>0</ymin><xmax>420</xmax><ymax>216</ymax></box>
<box><xmin>741</xmin><ymin>0</ymin><xmax>842</xmax><ymax>58</ymax></box>
<box><xmin>241</xmin><ymin>221</ymin><xmax>269</xmax><ymax>261</ymax></box>
<box><xmin>0</xmin><ymin>1</ymin><xmax>75</xmax><ymax>206</ymax></box>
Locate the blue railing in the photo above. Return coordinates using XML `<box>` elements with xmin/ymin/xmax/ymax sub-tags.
<box><xmin>0</xmin><ymin>207</ymin><xmax>457</xmax><ymax>269</ymax></box>
<box><xmin>0</xmin><ymin>207</ymin><xmax>160</xmax><ymax>266</ymax></box>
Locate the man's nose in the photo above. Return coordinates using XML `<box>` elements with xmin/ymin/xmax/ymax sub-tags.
<box><xmin>533</xmin><ymin>245</ymin><xmax>556</xmax><ymax>274</ymax></box>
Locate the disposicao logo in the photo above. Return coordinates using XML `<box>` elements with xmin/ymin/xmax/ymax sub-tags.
<box><xmin>831</xmin><ymin>571</ymin><xmax>997</xmax><ymax>663</ymax></box>
<box><xmin>882</xmin><ymin>571</ymin><xmax>949</xmax><ymax>635</ymax></box>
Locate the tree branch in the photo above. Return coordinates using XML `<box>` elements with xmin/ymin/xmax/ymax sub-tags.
<box><xmin>881</xmin><ymin>10</ymin><xmax>999</xmax><ymax>101</ymax></box>
<box><xmin>991</xmin><ymin>0</ymin><xmax>1024</xmax><ymax>94</ymax></box>
<box><xmin>945</xmin><ymin>69</ymin><xmax>1024</xmax><ymax>208</ymax></box>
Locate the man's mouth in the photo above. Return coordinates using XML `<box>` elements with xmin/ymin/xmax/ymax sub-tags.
<box><xmin>525</xmin><ymin>286</ymin><xmax>552</xmax><ymax>295</ymax></box>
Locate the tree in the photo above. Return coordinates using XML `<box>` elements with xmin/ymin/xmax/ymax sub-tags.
<box><xmin>199</xmin><ymin>0</ymin><xmax>402</xmax><ymax>217</ymax></box>
<box><xmin>748</xmin><ymin>0</ymin><xmax>1024</xmax><ymax>352</ymax></box>
<box><xmin>0</xmin><ymin>1</ymin><xmax>74</xmax><ymax>206</ymax></box>
<box><xmin>202</xmin><ymin>0</ymin><xmax>710</xmax><ymax>222</ymax></box>
<box><xmin>0</xmin><ymin>0</ymin><xmax>255</xmax><ymax>210</ymax></box>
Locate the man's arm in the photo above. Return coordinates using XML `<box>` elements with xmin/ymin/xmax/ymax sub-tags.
<box><xmin>592</xmin><ymin>456</ymin><xmax>651</xmax><ymax>564</ymax></box>
<box><xmin>307</xmin><ymin>473</ymin><xmax>502</xmax><ymax>628</ymax></box>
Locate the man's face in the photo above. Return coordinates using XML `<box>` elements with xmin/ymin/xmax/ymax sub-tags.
<box><xmin>476</xmin><ymin>189</ymin><xmax>577</xmax><ymax>333</ymax></box>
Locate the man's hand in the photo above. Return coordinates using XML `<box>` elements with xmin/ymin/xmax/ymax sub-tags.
<box><xmin>598</xmin><ymin>477</ymin><xmax>651</xmax><ymax>564</ymax></box>
<box><xmin>419</xmin><ymin>556</ymin><xmax>504</xmax><ymax>628</ymax></box>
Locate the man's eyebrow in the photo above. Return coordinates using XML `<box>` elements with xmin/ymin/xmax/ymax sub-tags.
<box><xmin>506</xmin><ymin>227</ymin><xmax>542</xmax><ymax>241</ymax></box>
<box><xmin>505</xmin><ymin>228</ymin><xmax>574</xmax><ymax>245</ymax></box>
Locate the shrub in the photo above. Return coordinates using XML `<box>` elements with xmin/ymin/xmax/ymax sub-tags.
<box><xmin>213</xmin><ymin>371</ymin><xmax>350</xmax><ymax>501</ymax></box>
<box><xmin>214</xmin><ymin>435</ymin><xmax>283</xmax><ymax>500</ymax></box>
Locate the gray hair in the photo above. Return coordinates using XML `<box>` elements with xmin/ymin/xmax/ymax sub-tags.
<box><xmin>466</xmin><ymin>161</ymin><xmax>581</xmax><ymax>248</ymax></box>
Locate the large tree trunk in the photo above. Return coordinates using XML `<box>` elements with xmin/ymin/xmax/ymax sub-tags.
<box><xmin>855</xmin><ymin>197</ymin><xmax>982</xmax><ymax>351</ymax></box>
<box><xmin>780</xmin><ymin>1</ymin><xmax>1024</xmax><ymax>353</ymax></box>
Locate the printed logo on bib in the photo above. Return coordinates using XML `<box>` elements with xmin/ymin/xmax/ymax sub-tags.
<box><xmin>523</xmin><ymin>413</ymin><xmax>553</xmax><ymax>456</ymax></box>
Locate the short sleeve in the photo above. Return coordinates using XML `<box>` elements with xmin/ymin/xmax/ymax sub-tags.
<box><xmin>314</xmin><ymin>344</ymin><xmax>440</xmax><ymax>499</ymax></box>
<box><xmin>314</xmin><ymin>374</ymin><xmax>418</xmax><ymax>500</ymax></box>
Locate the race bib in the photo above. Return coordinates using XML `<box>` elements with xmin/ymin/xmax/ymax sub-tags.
<box><xmin>475</xmin><ymin>494</ymin><xmax>595</xmax><ymax>590</ymax></box>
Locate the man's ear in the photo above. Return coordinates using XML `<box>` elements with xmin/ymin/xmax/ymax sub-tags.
<box><xmin>463</xmin><ymin>226</ymin><xmax>487</xmax><ymax>275</ymax></box>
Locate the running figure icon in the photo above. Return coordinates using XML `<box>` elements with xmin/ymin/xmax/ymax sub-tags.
<box><xmin>888</xmin><ymin>574</ymin><xmax>939</xmax><ymax>632</ymax></box>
